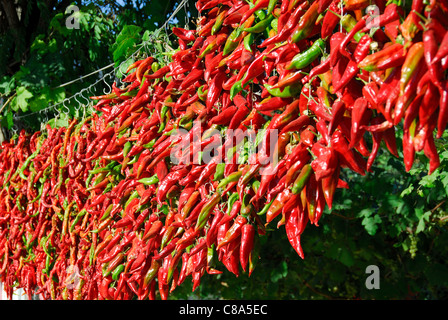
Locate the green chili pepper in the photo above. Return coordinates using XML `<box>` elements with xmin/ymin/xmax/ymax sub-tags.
<box><xmin>151</xmin><ymin>61</ymin><xmax>160</xmax><ymax>73</ymax></box>
<box><xmin>30</xmin><ymin>182</ymin><xmax>45</xmax><ymax>204</ymax></box>
<box><xmin>263</xmin><ymin>83</ymin><xmax>302</xmax><ymax>98</ymax></box>
<box><xmin>202</xmin><ymin>124</ymin><xmax>219</xmax><ymax>140</ymax></box>
<box><xmin>70</xmin><ymin>209</ymin><xmax>87</xmax><ymax>232</ymax></box>
<box><xmin>226</xmin><ymin>192</ymin><xmax>240</xmax><ymax>215</ymax></box>
<box><xmin>223</xmin><ymin>27</ymin><xmax>244</xmax><ymax>56</ymax></box>
<box><xmin>286</xmin><ymin>38</ymin><xmax>326</xmax><ymax>70</ymax></box>
<box><xmin>240</xmin><ymin>193</ymin><xmax>253</xmax><ymax>217</ymax></box>
<box><xmin>123</xmin><ymin>141</ymin><xmax>132</xmax><ymax>158</ymax></box>
<box><xmin>213</xmin><ymin>163</ymin><xmax>226</xmax><ymax>181</ymax></box>
<box><xmin>112</xmin><ymin>264</ymin><xmax>125</xmax><ymax>281</ymax></box>
<box><xmin>217</xmin><ymin>171</ymin><xmax>243</xmax><ymax>191</ymax></box>
<box><xmin>127</xmin><ymin>154</ymin><xmax>139</xmax><ymax>165</ymax></box>
<box><xmin>267</xmin><ymin>0</ymin><xmax>278</xmax><ymax>15</ymax></box>
<box><xmin>143</xmin><ymin>259</ymin><xmax>161</xmax><ymax>286</ymax></box>
<box><xmin>123</xmin><ymin>190</ymin><xmax>140</xmax><ymax>209</ymax></box>
<box><xmin>158</xmin><ymin>104</ymin><xmax>170</xmax><ymax>133</ymax></box>
<box><xmin>244</xmin><ymin>33</ymin><xmax>255</xmax><ymax>53</ymax></box>
<box><xmin>230</xmin><ymin>79</ymin><xmax>244</xmax><ymax>100</ymax></box>
<box><xmin>89</xmin><ymin>161</ymin><xmax>118</xmax><ymax>175</ymax></box>
<box><xmin>291</xmin><ymin>164</ymin><xmax>312</xmax><ymax>194</ymax></box>
<box><xmin>211</xmin><ymin>10</ymin><xmax>226</xmax><ymax>35</ymax></box>
<box><xmin>85</xmin><ymin>172</ymin><xmax>94</xmax><ymax>188</ymax></box>
<box><xmin>195</xmin><ymin>192</ymin><xmax>222</xmax><ymax>230</ymax></box>
<box><xmin>255</xmin><ymin>8</ymin><xmax>266</xmax><ymax>20</ymax></box>
<box><xmin>244</xmin><ymin>15</ymin><xmax>274</xmax><ymax>33</ymax></box>
<box><xmin>121</xmin><ymin>89</ymin><xmax>138</xmax><ymax>97</ymax></box>
<box><xmin>138</xmin><ymin>174</ymin><xmax>159</xmax><ymax>186</ymax></box>
<box><xmin>248</xmin><ymin>234</ymin><xmax>260</xmax><ymax>276</ymax></box>
<box><xmin>16</xmin><ymin>196</ymin><xmax>24</xmax><ymax>212</ymax></box>
<box><xmin>258</xmin><ymin>198</ymin><xmax>275</xmax><ymax>216</ymax></box>
<box><xmin>252</xmin><ymin>180</ymin><xmax>260</xmax><ymax>193</ymax></box>
<box><xmin>198</xmin><ymin>85</ymin><xmax>208</xmax><ymax>101</ymax></box>
<box><xmin>341</xmin><ymin>14</ymin><xmax>366</xmax><ymax>43</ymax></box>
<box><xmin>99</xmin><ymin>203</ymin><xmax>114</xmax><ymax>222</ymax></box>
<box><xmin>19</xmin><ymin>138</ymin><xmax>43</xmax><ymax>180</ymax></box>
<box><xmin>270</xmin><ymin>18</ymin><xmax>278</xmax><ymax>32</ymax></box>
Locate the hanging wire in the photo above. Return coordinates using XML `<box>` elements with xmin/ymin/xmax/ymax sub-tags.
<box><xmin>53</xmin><ymin>63</ymin><xmax>115</xmax><ymax>89</ymax></box>
<box><xmin>13</xmin><ymin>0</ymin><xmax>190</xmax><ymax>123</ymax></box>
<box><xmin>184</xmin><ymin>0</ymin><xmax>190</xmax><ymax>28</ymax></box>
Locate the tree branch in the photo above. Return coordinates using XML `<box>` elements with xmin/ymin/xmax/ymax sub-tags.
<box><xmin>0</xmin><ymin>0</ymin><xmax>20</xmax><ymax>27</ymax></box>
<box><xmin>0</xmin><ymin>0</ymin><xmax>26</xmax><ymax>71</ymax></box>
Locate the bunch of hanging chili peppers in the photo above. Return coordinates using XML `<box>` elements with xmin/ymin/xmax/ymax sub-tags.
<box><xmin>0</xmin><ymin>0</ymin><xmax>448</xmax><ymax>300</ymax></box>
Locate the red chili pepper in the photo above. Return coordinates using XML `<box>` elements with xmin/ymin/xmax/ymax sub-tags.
<box><xmin>266</xmin><ymin>187</ymin><xmax>291</xmax><ymax>224</ymax></box>
<box><xmin>333</xmin><ymin>36</ymin><xmax>371</xmax><ymax>94</ymax></box>
<box><xmin>220</xmin><ymin>199</ymin><xmax>242</xmax><ymax>226</ymax></box>
<box><xmin>285</xmin><ymin>206</ymin><xmax>305</xmax><ymax>259</ymax></box>
<box><xmin>419</xmin><ymin>83</ymin><xmax>440</xmax><ymax>130</ymax></box>
<box><xmin>437</xmin><ymin>81</ymin><xmax>448</xmax><ymax>138</ymax></box>
<box><xmin>423</xmin><ymin>131</ymin><xmax>440</xmax><ymax>175</ymax></box>
<box><xmin>422</xmin><ymin>27</ymin><xmax>442</xmax><ymax>88</ymax></box>
<box><xmin>228</xmin><ymin>99</ymin><xmax>251</xmax><ymax>130</ymax></box>
<box><xmin>136</xmin><ymin>56</ymin><xmax>155</xmax><ymax>83</ymax></box>
<box><xmin>331</xmin><ymin>130</ymin><xmax>366</xmax><ymax>176</ymax></box>
<box><xmin>255</xmin><ymin>96</ymin><xmax>292</xmax><ymax>111</ymax></box>
<box><xmin>321</xmin><ymin>1</ymin><xmax>340</xmax><ymax>39</ymax></box>
<box><xmin>279</xmin><ymin>114</ymin><xmax>311</xmax><ymax>135</ymax></box>
<box><xmin>349</xmin><ymin>97</ymin><xmax>372</xmax><ymax>149</ymax></box>
<box><xmin>195</xmin><ymin>192</ymin><xmax>222</xmax><ymax>230</ymax></box>
<box><xmin>156</xmin><ymin>168</ymin><xmax>188</xmax><ymax>205</ymax></box>
<box><xmin>290</xmin><ymin>1</ymin><xmax>319</xmax><ymax>43</ymax></box>
<box><xmin>240</xmin><ymin>0</ymin><xmax>270</xmax><ymax>24</ymax></box>
<box><xmin>311</xmin><ymin>143</ymin><xmax>338</xmax><ymax>181</ymax></box>
<box><xmin>217</xmin><ymin>215</ymin><xmax>247</xmax><ymax>250</ymax></box>
<box><xmin>172</xmin><ymin>27</ymin><xmax>196</xmax><ymax>42</ymax></box>
<box><xmin>403</xmin><ymin>121</ymin><xmax>416</xmax><ymax>172</ymax></box>
<box><xmin>269</xmin><ymin>99</ymin><xmax>300</xmax><ymax>131</ymax></box>
<box><xmin>359</xmin><ymin>43</ymin><xmax>405</xmax><ymax>72</ymax></box>
<box><xmin>434</xmin><ymin>30</ymin><xmax>448</xmax><ymax>64</ymax></box>
<box><xmin>318</xmin><ymin>0</ymin><xmax>333</xmax><ymax>13</ymax></box>
<box><xmin>361</xmin><ymin>3</ymin><xmax>401</xmax><ymax>33</ymax></box>
<box><xmin>206</xmin><ymin>71</ymin><xmax>227</xmax><ymax>113</ymax></box>
<box><xmin>239</xmin><ymin>223</ymin><xmax>255</xmax><ymax>272</ymax></box>
<box><xmin>205</xmin><ymin>210</ymin><xmax>224</xmax><ymax>248</ymax></box>
<box><xmin>262</xmin><ymin>1</ymin><xmax>309</xmax><ymax>47</ymax></box>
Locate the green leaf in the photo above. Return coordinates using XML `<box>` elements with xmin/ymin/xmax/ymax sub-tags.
<box><xmin>28</xmin><ymin>95</ymin><xmax>48</xmax><ymax>112</ymax></box>
<box><xmin>419</xmin><ymin>171</ymin><xmax>439</xmax><ymax>188</ymax></box>
<box><xmin>416</xmin><ymin>210</ymin><xmax>431</xmax><ymax>234</ymax></box>
<box><xmin>359</xmin><ymin>208</ymin><xmax>382</xmax><ymax>236</ymax></box>
<box><xmin>339</xmin><ymin>247</ymin><xmax>355</xmax><ymax>267</ymax></box>
<box><xmin>111</xmin><ymin>25</ymin><xmax>143</xmax><ymax>65</ymax></box>
<box><xmin>40</xmin><ymin>87</ymin><xmax>65</xmax><ymax>104</ymax></box>
<box><xmin>441</xmin><ymin>173</ymin><xmax>448</xmax><ymax>197</ymax></box>
<box><xmin>0</xmin><ymin>76</ymin><xmax>15</xmax><ymax>96</ymax></box>
<box><xmin>270</xmin><ymin>261</ymin><xmax>288</xmax><ymax>283</ymax></box>
<box><xmin>14</xmin><ymin>86</ymin><xmax>34</xmax><ymax>112</ymax></box>
<box><xmin>400</xmin><ymin>184</ymin><xmax>414</xmax><ymax>197</ymax></box>
<box><xmin>0</xmin><ymin>111</ymin><xmax>13</xmax><ymax>129</ymax></box>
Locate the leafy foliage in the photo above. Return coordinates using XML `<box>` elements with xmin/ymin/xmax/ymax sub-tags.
<box><xmin>0</xmin><ymin>0</ymin><xmax>193</xmax><ymax>133</ymax></box>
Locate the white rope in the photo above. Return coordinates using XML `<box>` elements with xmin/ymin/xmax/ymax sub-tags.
<box><xmin>13</xmin><ymin>0</ymin><xmax>190</xmax><ymax>122</ymax></box>
<box><xmin>53</xmin><ymin>63</ymin><xmax>115</xmax><ymax>89</ymax></box>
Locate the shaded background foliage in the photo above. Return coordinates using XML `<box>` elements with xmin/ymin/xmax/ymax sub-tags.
<box><xmin>0</xmin><ymin>0</ymin><xmax>447</xmax><ymax>300</ymax></box>
<box><xmin>0</xmin><ymin>0</ymin><xmax>197</xmax><ymax>133</ymax></box>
